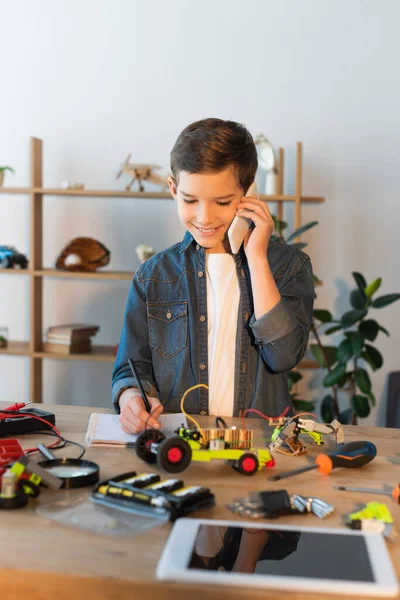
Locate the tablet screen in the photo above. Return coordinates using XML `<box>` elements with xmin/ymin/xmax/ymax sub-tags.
<box><xmin>188</xmin><ymin>525</ymin><xmax>375</xmax><ymax>582</ymax></box>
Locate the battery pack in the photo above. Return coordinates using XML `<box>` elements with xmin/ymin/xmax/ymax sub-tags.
<box><xmin>92</xmin><ymin>470</ymin><xmax>215</xmax><ymax>521</ymax></box>
<box><xmin>0</xmin><ymin>409</ymin><xmax>56</xmax><ymax>438</ymax></box>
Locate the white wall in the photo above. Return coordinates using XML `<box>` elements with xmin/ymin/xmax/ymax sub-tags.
<box><xmin>1</xmin><ymin>0</ymin><xmax>399</xmax><ymax>424</ymax></box>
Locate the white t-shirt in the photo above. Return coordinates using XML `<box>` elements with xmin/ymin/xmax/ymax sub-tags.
<box><xmin>206</xmin><ymin>253</ymin><xmax>240</xmax><ymax>416</ymax></box>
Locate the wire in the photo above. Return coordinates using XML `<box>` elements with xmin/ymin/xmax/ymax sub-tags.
<box><xmin>0</xmin><ymin>409</ymin><xmax>86</xmax><ymax>458</ymax></box>
<box><xmin>25</xmin><ymin>431</ymin><xmax>86</xmax><ymax>459</ymax></box>
<box><xmin>180</xmin><ymin>384</ymin><xmax>209</xmax><ymax>442</ymax></box>
<box><xmin>241</xmin><ymin>406</ymin><xmax>290</xmax><ymax>434</ymax></box>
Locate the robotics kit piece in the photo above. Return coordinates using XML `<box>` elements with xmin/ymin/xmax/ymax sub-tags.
<box><xmin>269</xmin><ymin>416</ymin><xmax>345</xmax><ymax>456</ymax></box>
<box><xmin>135</xmin><ymin>425</ymin><xmax>275</xmax><ymax>475</ymax></box>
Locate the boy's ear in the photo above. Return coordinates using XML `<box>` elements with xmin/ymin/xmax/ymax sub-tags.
<box><xmin>168</xmin><ymin>176</ymin><xmax>178</xmax><ymax>199</ymax></box>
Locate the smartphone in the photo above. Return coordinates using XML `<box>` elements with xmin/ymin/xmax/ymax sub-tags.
<box><xmin>227</xmin><ymin>182</ymin><xmax>259</xmax><ymax>254</ymax></box>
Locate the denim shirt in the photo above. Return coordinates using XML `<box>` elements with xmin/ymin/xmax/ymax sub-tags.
<box><xmin>112</xmin><ymin>231</ymin><xmax>314</xmax><ymax>417</ymax></box>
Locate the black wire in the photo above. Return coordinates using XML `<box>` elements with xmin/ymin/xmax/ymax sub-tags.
<box><xmin>26</xmin><ymin>430</ymin><xmax>86</xmax><ymax>459</ymax></box>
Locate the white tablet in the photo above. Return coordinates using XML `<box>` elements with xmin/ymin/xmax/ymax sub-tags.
<box><xmin>156</xmin><ymin>518</ymin><xmax>399</xmax><ymax>597</ymax></box>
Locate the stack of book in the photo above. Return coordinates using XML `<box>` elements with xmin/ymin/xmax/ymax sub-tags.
<box><xmin>43</xmin><ymin>323</ymin><xmax>100</xmax><ymax>354</ymax></box>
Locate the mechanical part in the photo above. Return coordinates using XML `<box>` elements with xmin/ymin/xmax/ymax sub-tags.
<box><xmin>235</xmin><ymin>453</ymin><xmax>259</xmax><ymax>476</ymax></box>
<box><xmin>135</xmin><ymin>429</ymin><xmax>166</xmax><ymax>464</ymax></box>
<box><xmin>269</xmin><ymin>416</ymin><xmax>345</xmax><ymax>456</ymax></box>
<box><xmin>157</xmin><ymin>437</ymin><xmax>192</xmax><ymax>473</ymax></box>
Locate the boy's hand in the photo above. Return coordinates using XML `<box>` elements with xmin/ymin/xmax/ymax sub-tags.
<box><xmin>236</xmin><ymin>195</ymin><xmax>274</xmax><ymax>263</ymax></box>
<box><xmin>118</xmin><ymin>388</ymin><xmax>164</xmax><ymax>434</ymax></box>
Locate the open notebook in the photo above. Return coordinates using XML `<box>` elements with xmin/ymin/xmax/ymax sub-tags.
<box><xmin>85</xmin><ymin>412</ymin><xmax>188</xmax><ymax>447</ymax></box>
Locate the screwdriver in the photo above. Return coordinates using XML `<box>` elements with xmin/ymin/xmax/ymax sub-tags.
<box><xmin>268</xmin><ymin>441</ymin><xmax>377</xmax><ymax>482</ymax></box>
<box><xmin>334</xmin><ymin>484</ymin><xmax>400</xmax><ymax>504</ymax></box>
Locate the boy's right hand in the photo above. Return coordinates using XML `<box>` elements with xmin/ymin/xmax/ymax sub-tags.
<box><xmin>118</xmin><ymin>388</ymin><xmax>164</xmax><ymax>434</ymax></box>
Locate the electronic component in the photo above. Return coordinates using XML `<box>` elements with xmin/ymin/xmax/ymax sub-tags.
<box><xmin>0</xmin><ymin>408</ymin><xmax>56</xmax><ymax>437</ymax></box>
<box><xmin>92</xmin><ymin>470</ymin><xmax>215</xmax><ymax>521</ymax></box>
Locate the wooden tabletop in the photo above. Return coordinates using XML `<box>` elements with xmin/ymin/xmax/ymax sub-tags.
<box><xmin>0</xmin><ymin>402</ymin><xmax>399</xmax><ymax>600</ymax></box>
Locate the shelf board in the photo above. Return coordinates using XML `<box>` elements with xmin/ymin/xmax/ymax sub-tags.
<box><xmin>34</xmin><ymin>268</ymin><xmax>134</xmax><ymax>280</ymax></box>
<box><xmin>34</xmin><ymin>344</ymin><xmax>115</xmax><ymax>362</ymax></box>
<box><xmin>33</xmin><ymin>188</ymin><xmax>173</xmax><ymax>199</ymax></box>
<box><xmin>31</xmin><ymin>188</ymin><xmax>324</xmax><ymax>203</ymax></box>
<box><xmin>298</xmin><ymin>359</ymin><xmax>319</xmax><ymax>369</ymax></box>
<box><xmin>0</xmin><ymin>187</ymin><xmax>30</xmax><ymax>194</ymax></box>
<box><xmin>0</xmin><ymin>268</ymin><xmax>32</xmax><ymax>276</ymax></box>
<box><xmin>0</xmin><ymin>341</ymin><xmax>30</xmax><ymax>356</ymax></box>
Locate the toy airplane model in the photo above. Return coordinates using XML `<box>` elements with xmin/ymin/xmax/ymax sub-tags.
<box><xmin>116</xmin><ymin>153</ymin><xmax>169</xmax><ymax>192</ymax></box>
<box><xmin>269</xmin><ymin>415</ymin><xmax>345</xmax><ymax>456</ymax></box>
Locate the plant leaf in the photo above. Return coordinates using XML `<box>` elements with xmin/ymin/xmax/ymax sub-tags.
<box><xmin>365</xmin><ymin>278</ymin><xmax>382</xmax><ymax>299</ymax></box>
<box><xmin>323</xmin><ymin>363</ymin><xmax>347</xmax><ymax>387</ymax></box>
<box><xmin>378</xmin><ymin>324</ymin><xmax>390</xmax><ymax>337</ymax></box>
<box><xmin>337</xmin><ymin>339</ymin><xmax>353</xmax><ymax>363</ymax></box>
<box><xmin>359</xmin><ymin>320</ymin><xmax>379</xmax><ymax>342</ymax></box>
<box><xmin>351</xmin><ymin>394</ymin><xmax>371</xmax><ymax>418</ymax></box>
<box><xmin>324</xmin><ymin>325</ymin><xmax>342</xmax><ymax>335</ymax></box>
<box><xmin>341</xmin><ymin>309</ymin><xmax>367</xmax><ymax>328</ymax></box>
<box><xmin>293</xmin><ymin>400</ymin><xmax>315</xmax><ymax>412</ymax></box>
<box><xmin>272</xmin><ymin>216</ymin><xmax>288</xmax><ymax>233</ymax></box>
<box><xmin>345</xmin><ymin>331</ymin><xmax>364</xmax><ymax>357</ymax></box>
<box><xmin>372</xmin><ymin>294</ymin><xmax>400</xmax><ymax>308</ymax></box>
<box><xmin>338</xmin><ymin>408</ymin><xmax>353</xmax><ymax>425</ymax></box>
<box><xmin>336</xmin><ymin>370</ymin><xmax>354</xmax><ymax>388</ymax></box>
<box><xmin>352</xmin><ymin>272</ymin><xmax>367</xmax><ymax>296</ymax></box>
<box><xmin>354</xmin><ymin>368</ymin><xmax>371</xmax><ymax>394</ymax></box>
<box><xmin>362</xmin><ymin>345</ymin><xmax>383</xmax><ymax>370</ymax></box>
<box><xmin>320</xmin><ymin>395</ymin><xmax>335</xmax><ymax>423</ymax></box>
<box><xmin>310</xmin><ymin>344</ymin><xmax>337</xmax><ymax>368</ymax></box>
<box><xmin>286</xmin><ymin>221</ymin><xmax>319</xmax><ymax>242</ymax></box>
<box><xmin>313</xmin><ymin>309</ymin><xmax>333</xmax><ymax>323</ymax></box>
<box><xmin>368</xmin><ymin>391</ymin><xmax>376</xmax><ymax>407</ymax></box>
<box><xmin>350</xmin><ymin>289</ymin><xmax>366</xmax><ymax>310</ymax></box>
<box><xmin>287</xmin><ymin>370</ymin><xmax>302</xmax><ymax>390</ymax></box>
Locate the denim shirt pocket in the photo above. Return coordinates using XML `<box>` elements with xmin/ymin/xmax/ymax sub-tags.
<box><xmin>147</xmin><ymin>300</ymin><xmax>188</xmax><ymax>358</ymax></box>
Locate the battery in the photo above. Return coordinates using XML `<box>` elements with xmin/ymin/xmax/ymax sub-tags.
<box><xmin>1</xmin><ymin>470</ymin><xmax>16</xmax><ymax>498</ymax></box>
<box><xmin>91</xmin><ymin>471</ymin><xmax>215</xmax><ymax>521</ymax></box>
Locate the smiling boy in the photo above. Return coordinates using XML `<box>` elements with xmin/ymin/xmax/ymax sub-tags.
<box><xmin>112</xmin><ymin>118</ymin><xmax>314</xmax><ymax>434</ymax></box>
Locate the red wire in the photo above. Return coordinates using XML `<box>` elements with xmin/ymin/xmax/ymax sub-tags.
<box><xmin>0</xmin><ymin>412</ymin><xmax>63</xmax><ymax>453</ymax></box>
<box><xmin>241</xmin><ymin>405</ymin><xmax>290</xmax><ymax>429</ymax></box>
<box><xmin>240</xmin><ymin>406</ymin><xmax>290</xmax><ymax>438</ymax></box>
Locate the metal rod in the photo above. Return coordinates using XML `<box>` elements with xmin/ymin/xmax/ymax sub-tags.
<box><xmin>268</xmin><ymin>464</ymin><xmax>316</xmax><ymax>482</ymax></box>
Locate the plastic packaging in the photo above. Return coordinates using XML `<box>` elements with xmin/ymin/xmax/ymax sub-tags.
<box><xmin>36</xmin><ymin>491</ymin><xmax>168</xmax><ymax>536</ymax></box>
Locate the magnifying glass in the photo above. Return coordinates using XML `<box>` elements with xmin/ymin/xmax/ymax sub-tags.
<box><xmin>38</xmin><ymin>444</ymin><xmax>100</xmax><ymax>489</ymax></box>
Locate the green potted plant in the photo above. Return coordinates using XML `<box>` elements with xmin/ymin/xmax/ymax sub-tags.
<box><xmin>0</xmin><ymin>166</ymin><xmax>15</xmax><ymax>187</ymax></box>
<box><xmin>272</xmin><ymin>216</ymin><xmax>400</xmax><ymax>423</ymax></box>
<box><xmin>310</xmin><ymin>274</ymin><xmax>400</xmax><ymax>424</ymax></box>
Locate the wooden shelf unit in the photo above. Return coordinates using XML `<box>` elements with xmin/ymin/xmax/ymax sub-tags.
<box><xmin>0</xmin><ymin>138</ymin><xmax>323</xmax><ymax>402</ymax></box>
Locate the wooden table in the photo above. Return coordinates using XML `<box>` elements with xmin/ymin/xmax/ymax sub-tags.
<box><xmin>0</xmin><ymin>402</ymin><xmax>399</xmax><ymax>600</ymax></box>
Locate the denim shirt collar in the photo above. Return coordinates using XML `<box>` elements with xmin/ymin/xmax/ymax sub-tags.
<box><xmin>179</xmin><ymin>230</ymin><xmax>246</xmax><ymax>269</ymax></box>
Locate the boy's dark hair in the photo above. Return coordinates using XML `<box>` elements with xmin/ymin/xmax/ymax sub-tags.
<box><xmin>170</xmin><ymin>118</ymin><xmax>258</xmax><ymax>193</ymax></box>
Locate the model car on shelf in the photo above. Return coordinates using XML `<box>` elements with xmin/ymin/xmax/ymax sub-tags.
<box><xmin>135</xmin><ymin>423</ymin><xmax>275</xmax><ymax>475</ymax></box>
<box><xmin>0</xmin><ymin>245</ymin><xmax>29</xmax><ymax>269</ymax></box>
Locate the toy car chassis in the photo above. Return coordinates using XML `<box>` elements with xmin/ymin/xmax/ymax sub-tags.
<box><xmin>135</xmin><ymin>426</ymin><xmax>275</xmax><ymax>475</ymax></box>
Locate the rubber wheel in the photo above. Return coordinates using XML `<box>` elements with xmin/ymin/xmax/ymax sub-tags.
<box><xmin>135</xmin><ymin>429</ymin><xmax>166</xmax><ymax>464</ymax></box>
<box><xmin>234</xmin><ymin>453</ymin><xmax>259</xmax><ymax>476</ymax></box>
<box><xmin>157</xmin><ymin>436</ymin><xmax>192</xmax><ymax>473</ymax></box>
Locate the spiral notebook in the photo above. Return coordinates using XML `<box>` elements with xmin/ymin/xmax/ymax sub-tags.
<box><xmin>85</xmin><ymin>412</ymin><xmax>188</xmax><ymax>447</ymax></box>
